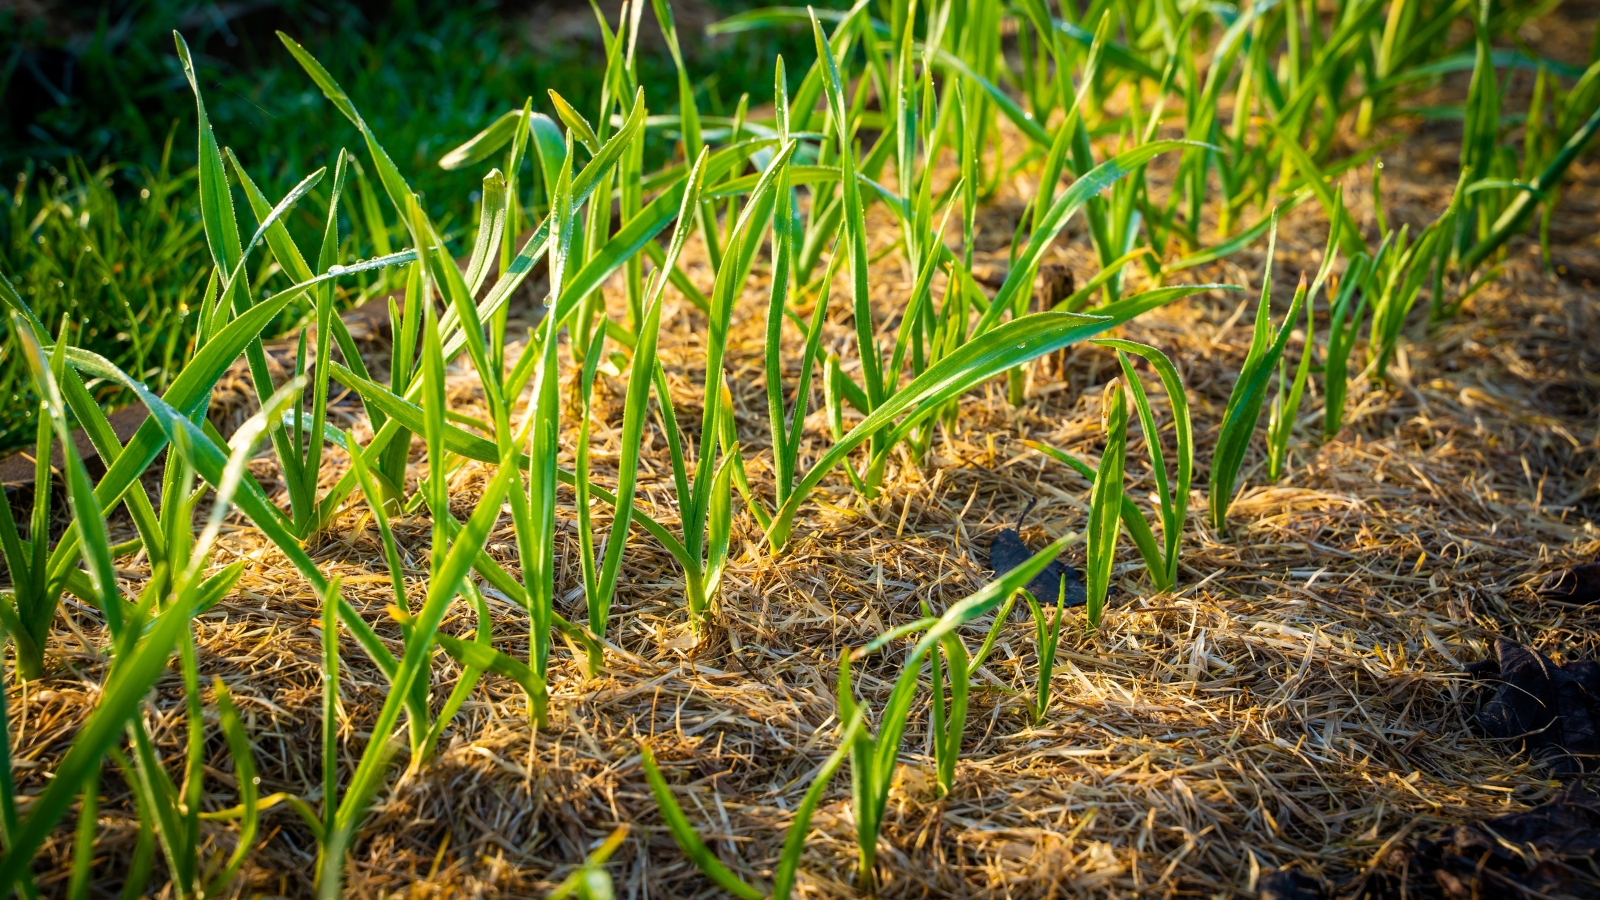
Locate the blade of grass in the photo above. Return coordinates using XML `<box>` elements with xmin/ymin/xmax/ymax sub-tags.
<box><xmin>1085</xmin><ymin>380</ymin><xmax>1128</xmax><ymax>629</ymax></box>
<box><xmin>640</xmin><ymin>744</ymin><xmax>766</xmax><ymax>900</ymax></box>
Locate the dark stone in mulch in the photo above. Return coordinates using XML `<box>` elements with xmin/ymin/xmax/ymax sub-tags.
<box><xmin>1357</xmin><ymin>782</ymin><xmax>1600</xmax><ymax>899</ymax></box>
<box><xmin>1465</xmin><ymin>637</ymin><xmax>1600</xmax><ymax>774</ymax></box>
<box><xmin>987</xmin><ymin>526</ymin><xmax>1088</xmax><ymax>607</ymax></box>
<box><xmin>1538</xmin><ymin>560</ymin><xmax>1600</xmax><ymax>605</ymax></box>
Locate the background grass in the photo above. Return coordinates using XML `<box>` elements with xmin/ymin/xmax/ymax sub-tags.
<box><xmin>0</xmin><ymin>0</ymin><xmax>819</xmax><ymax>450</ymax></box>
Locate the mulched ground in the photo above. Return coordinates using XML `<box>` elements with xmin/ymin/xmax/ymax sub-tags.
<box><xmin>7</xmin><ymin>10</ymin><xmax>1600</xmax><ymax>898</ymax></box>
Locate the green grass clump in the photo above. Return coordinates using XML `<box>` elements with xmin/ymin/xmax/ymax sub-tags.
<box><xmin>0</xmin><ymin>0</ymin><xmax>825</xmax><ymax>453</ymax></box>
<box><xmin>837</xmin><ymin>537</ymin><xmax>1071</xmax><ymax>891</ymax></box>
<box><xmin>1208</xmin><ymin>214</ymin><xmax>1300</xmax><ymax>536</ymax></box>
<box><xmin>1084</xmin><ymin>379</ymin><xmax>1128</xmax><ymax>628</ymax></box>
<box><xmin>1028</xmin><ymin>339</ymin><xmax>1192</xmax><ymax>594</ymax></box>
<box><xmin>0</xmin><ymin>154</ymin><xmax>207</xmax><ymax>449</ymax></box>
<box><xmin>1267</xmin><ymin>192</ymin><xmax>1342</xmax><ymax>480</ymax></box>
<box><xmin>1020</xmin><ymin>579</ymin><xmax>1068</xmax><ymax>723</ymax></box>
<box><xmin>0</xmin><ymin>303</ymin><xmax>288</xmax><ymax>898</ymax></box>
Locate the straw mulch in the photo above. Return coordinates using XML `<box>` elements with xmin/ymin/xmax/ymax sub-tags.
<box><xmin>9</xmin><ymin>24</ymin><xmax>1600</xmax><ymax>900</ymax></box>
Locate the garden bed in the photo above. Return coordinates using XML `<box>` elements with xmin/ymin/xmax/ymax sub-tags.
<box><xmin>5</xmin><ymin>3</ymin><xmax>1600</xmax><ymax>897</ymax></box>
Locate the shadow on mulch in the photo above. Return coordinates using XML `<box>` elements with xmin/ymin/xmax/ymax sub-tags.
<box><xmin>1263</xmin><ymin>637</ymin><xmax>1600</xmax><ymax>899</ymax></box>
<box><xmin>1540</xmin><ymin>558</ymin><xmax>1600</xmax><ymax>605</ymax></box>
<box><xmin>1262</xmin><ymin>783</ymin><xmax>1600</xmax><ymax>899</ymax></box>
<box><xmin>1468</xmin><ymin>637</ymin><xmax>1600</xmax><ymax>776</ymax></box>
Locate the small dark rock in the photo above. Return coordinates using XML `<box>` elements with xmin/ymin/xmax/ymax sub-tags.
<box><xmin>1468</xmin><ymin>637</ymin><xmax>1599</xmax><ymax>774</ymax></box>
<box><xmin>1538</xmin><ymin>560</ymin><xmax>1600</xmax><ymax>605</ymax></box>
<box><xmin>1361</xmin><ymin>782</ymin><xmax>1600</xmax><ymax>898</ymax></box>
<box><xmin>987</xmin><ymin>527</ymin><xmax>1088</xmax><ymax>607</ymax></box>
<box><xmin>1258</xmin><ymin>867</ymin><xmax>1327</xmax><ymax>900</ymax></box>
